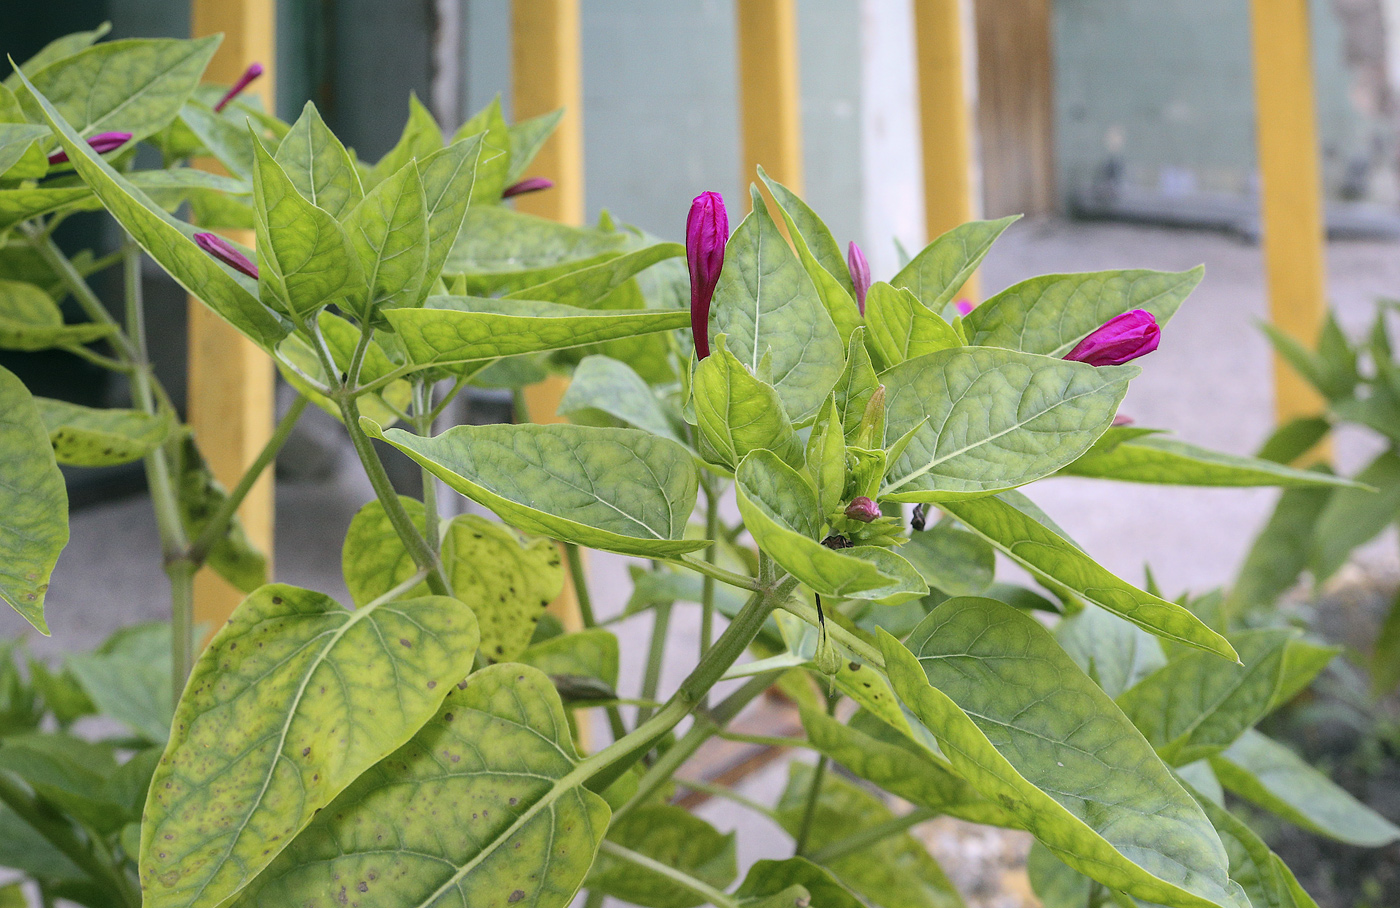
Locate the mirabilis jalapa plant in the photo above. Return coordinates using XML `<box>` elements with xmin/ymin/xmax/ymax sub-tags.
<box><xmin>0</xmin><ymin>26</ymin><xmax>1393</xmax><ymax>908</ymax></box>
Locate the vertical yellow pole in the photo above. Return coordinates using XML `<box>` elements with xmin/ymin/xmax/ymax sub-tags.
<box><xmin>736</xmin><ymin>0</ymin><xmax>804</xmax><ymax>208</ymax></box>
<box><xmin>1249</xmin><ymin>0</ymin><xmax>1330</xmax><ymax>428</ymax></box>
<box><xmin>913</xmin><ymin>0</ymin><xmax>980</xmax><ymax>300</ymax></box>
<box><xmin>190</xmin><ymin>0</ymin><xmax>276</xmax><ymax>641</ymax></box>
<box><xmin>511</xmin><ymin>0</ymin><xmax>586</xmax><ymax>646</ymax></box>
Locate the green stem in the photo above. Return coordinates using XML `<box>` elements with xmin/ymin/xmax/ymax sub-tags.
<box><xmin>25</xmin><ymin>222</ymin><xmax>136</xmax><ymax>362</ymax></box>
<box><xmin>412</xmin><ymin>382</ymin><xmax>441</xmax><ymax>551</ymax></box>
<box><xmin>426</xmin><ymin>374</ymin><xmax>469</xmax><ymax>424</ymax></box>
<box><xmin>715</xmin><ymin>730</ymin><xmax>812</xmax><ymax>749</ymax></box>
<box><xmin>582</xmin><ymin>891</ymin><xmax>605</xmax><ymax>908</ymax></box>
<box><xmin>169</xmin><ymin>559</ymin><xmax>196</xmax><ymax>697</ymax></box>
<box><xmin>805</xmin><ymin>806</ymin><xmax>938</xmax><ymax>864</ymax></box>
<box><xmin>781</xmin><ymin>596</ymin><xmax>885</xmax><ymax>667</ymax></box>
<box><xmin>677</xmin><ymin>778</ymin><xmax>781</xmax><ymax>822</ymax></box>
<box><xmin>59</xmin><ymin>343</ymin><xmax>134</xmax><ymax>372</ymax></box>
<box><xmin>700</xmin><ymin>478</ymin><xmax>719</xmax><ymax>660</ymax></box>
<box><xmin>636</xmin><ymin>598</ymin><xmax>672</xmax><ymax>726</ymax></box>
<box><xmin>187</xmin><ymin>395</ymin><xmax>309</xmax><ymax>566</ymax></box>
<box><xmin>565</xmin><ymin>542</ymin><xmax>627</xmax><ymax>741</ymax></box>
<box><xmin>671</xmin><ymin>554</ymin><xmax>763</xmax><ymax>591</ymax></box>
<box><xmin>0</xmin><ymin>770</ymin><xmax>140</xmax><ymax>908</ymax></box>
<box><xmin>793</xmin><ymin>695</ymin><xmax>838</xmax><ymax>856</ymax></box>
<box><xmin>598</xmin><ymin>842</ymin><xmax>742</xmax><ymax>908</ymax></box>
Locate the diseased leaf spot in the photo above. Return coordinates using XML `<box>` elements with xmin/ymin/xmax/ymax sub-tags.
<box><xmin>508</xmin><ymin>890</ymin><xmax>525</xmax><ymax>903</ymax></box>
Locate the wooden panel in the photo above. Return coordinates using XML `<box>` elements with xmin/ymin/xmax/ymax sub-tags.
<box><xmin>1249</xmin><ymin>0</ymin><xmax>1330</xmax><ymax>433</ymax></box>
<box><xmin>975</xmin><ymin>0</ymin><xmax>1055</xmax><ymax>218</ymax></box>
<box><xmin>189</xmin><ymin>0</ymin><xmax>276</xmax><ymax>641</ymax></box>
<box><xmin>736</xmin><ymin>0</ymin><xmax>805</xmax><ymax>205</ymax></box>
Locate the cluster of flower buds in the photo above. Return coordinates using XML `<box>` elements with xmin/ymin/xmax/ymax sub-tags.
<box><xmin>214</xmin><ymin>62</ymin><xmax>264</xmax><ymax>113</ymax></box>
<box><xmin>686</xmin><ymin>191</ymin><xmax>729</xmax><ymax>360</ymax></box>
<box><xmin>502</xmin><ymin>177</ymin><xmax>554</xmax><ymax>199</ymax></box>
<box><xmin>47</xmin><ymin>131</ymin><xmax>131</xmax><ymax>165</ymax></box>
<box><xmin>1064</xmin><ymin>309</ymin><xmax>1160</xmax><ymax>366</ymax></box>
<box><xmin>194</xmin><ymin>233</ymin><xmax>258</xmax><ymax>279</ymax></box>
<box><xmin>846</xmin><ymin>242</ymin><xmax>871</xmax><ymax>315</ymax></box>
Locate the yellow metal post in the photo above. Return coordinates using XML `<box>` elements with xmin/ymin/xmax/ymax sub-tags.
<box><xmin>736</xmin><ymin>0</ymin><xmax>804</xmax><ymax>208</ymax></box>
<box><xmin>913</xmin><ymin>0</ymin><xmax>980</xmax><ymax>299</ymax></box>
<box><xmin>190</xmin><ymin>0</ymin><xmax>276</xmax><ymax>641</ymax></box>
<box><xmin>1249</xmin><ymin>0</ymin><xmax>1330</xmax><ymax>428</ymax></box>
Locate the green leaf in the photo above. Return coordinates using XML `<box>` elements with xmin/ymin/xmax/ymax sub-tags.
<box><xmin>694</xmin><ymin>337</ymin><xmax>804</xmax><ymax>470</ymax></box>
<box><xmin>35</xmin><ymin>397</ymin><xmax>171</xmax><ymax>466</ymax></box>
<box><xmin>273</xmin><ymin>101</ymin><xmax>364</xmax><ymax>219</ymax></box>
<box><xmin>901</xmin><ymin>522</ymin><xmax>995</xmax><ymax>597</ymax></box>
<box><xmin>1373</xmin><ymin>588</ymin><xmax>1400</xmax><ymax>697</ymax></box>
<box><xmin>366</xmin><ymin>420</ymin><xmax>706</xmax><ymax>558</ymax></box>
<box><xmin>800</xmin><ymin>706</ymin><xmax>1016</xmax><ymax>827</ymax></box>
<box><xmin>0</xmin><ymin>278</ymin><xmax>114</xmax><ymax>350</ymax></box>
<box><xmin>0</xmin><ymin>123</ymin><xmax>52</xmax><ymax>180</ymax></box>
<box><xmin>1308</xmin><ymin>449</ymin><xmax>1400</xmax><ymax>582</ymax></box>
<box><xmin>175</xmin><ymin>435</ymin><xmax>267</xmax><ymax>594</ymax></box>
<box><xmin>506</xmin><ymin>109</ymin><xmax>562</xmax><ymax>184</ymax></box>
<box><xmin>67</xmin><ymin>622</ymin><xmax>172</xmax><ymax>744</ymax></box>
<box><xmin>879</xmin><ymin>348</ymin><xmax>1136</xmax><ymax>502</ymax></box>
<box><xmin>939</xmin><ymin>494</ymin><xmax>1235</xmax><ymax>659</ymax></box>
<box><xmin>775</xmin><ymin>763</ymin><xmax>965</xmax><ymax>908</ymax></box>
<box><xmin>964</xmin><ymin>266</ymin><xmax>1201</xmax><ymax>356</ymax></box>
<box><xmin>1261</xmin><ymin>317</ymin><xmax>1357</xmax><ymax>402</ymax></box>
<box><xmin>1026</xmin><ymin>841</ymin><xmax>1094</xmax><ymax>908</ymax></box>
<box><xmin>1255</xmin><ymin>416</ymin><xmax>1331</xmax><ymax>465</ymax></box>
<box><xmin>23</xmin><ymin>37</ymin><xmax>219</xmax><ymax>143</ymax></box>
<box><xmin>735</xmin><ymin>450</ymin><xmax>921</xmax><ymax>599</ymax></box>
<box><xmin>13</xmin><ymin>67</ymin><xmax>287</xmax><ymax>349</ymax></box>
<box><xmin>344</xmin><ymin>159</ymin><xmax>429</xmax><ymax>318</ymax></box>
<box><xmin>1062</xmin><ymin>435</ymin><xmax>1360</xmax><ymax>488</ymax></box>
<box><xmin>1185</xmin><ymin>782</ymin><xmax>1319</xmax><ymax>908</ymax></box>
<box><xmin>1055</xmin><ymin>604</ymin><xmax>1166</xmax><ymax>698</ymax></box>
<box><xmin>178</xmin><ymin>100</ymin><xmax>261</xmax><ymax>180</ymax></box>
<box><xmin>449</xmin><ymin>95</ymin><xmax>509</xmax><ymax>201</ymax></box>
<box><xmin>4</xmin><ymin>22</ymin><xmax>111</xmax><ymax>91</ymax></box>
<box><xmin>559</xmin><ymin>354</ymin><xmax>684</xmax><ymax>443</ymax></box>
<box><xmin>341</xmin><ymin>496</ymin><xmax>431</xmax><ymax>606</ymax></box>
<box><xmin>366</xmin><ymin>92</ymin><xmax>442</xmax><ymax>188</ymax></box>
<box><xmin>443</xmin><ymin>514</ymin><xmax>564</xmax><ymax>662</ymax></box>
<box><xmin>589</xmin><ymin>805</ymin><xmax>736</xmax><ymax>908</ymax></box>
<box><xmin>735</xmin><ymin>858</ymin><xmax>863</xmax><ymax>908</ymax></box>
<box><xmin>252</xmin><ymin>133</ymin><xmax>360</xmax><ymax>318</ymax></box>
<box><xmin>443</xmin><ymin>206</ymin><xmax>628</xmax><ymax>294</ymax></box>
<box><xmin>865</xmin><ymin>281</ymin><xmax>961</xmax><ymax>369</ymax></box>
<box><xmin>806</xmin><ymin>396</ymin><xmax>847</xmax><ymax>516</ymax></box>
<box><xmin>711</xmin><ymin>185</ymin><xmax>845</xmax><ymax>423</ymax></box>
<box><xmin>505</xmin><ymin>241</ymin><xmax>684</xmax><ymax>307</ymax></box>
<box><xmin>834</xmin><ymin>327</ymin><xmax>879</xmax><ymax>438</ymax></box>
<box><xmin>0</xmin><ymin>364</ymin><xmax>67</xmax><ymax>635</ymax></box>
<box><xmin>141</xmin><ymin>584</ymin><xmax>480</xmax><ymax>908</ymax></box>
<box><xmin>517</xmin><ymin>627</ymin><xmax>619</xmax><ymax>691</ymax></box>
<box><xmin>384</xmin><ymin>296</ymin><xmax>689</xmax><ymax>372</ymax></box>
<box><xmin>229</xmin><ymin>663</ymin><xmax>610</xmax><ymax>908</ymax></box>
<box><xmin>1226</xmin><ymin>482</ymin><xmax>1334</xmax><ymax>620</ymax></box>
<box><xmin>1117</xmin><ymin>630</ymin><xmax>1334</xmax><ymax>765</ymax></box>
<box><xmin>881</xmin><ymin>600</ymin><xmax>1242</xmax><ymax>908</ymax></box>
<box><xmin>418</xmin><ymin>134</ymin><xmax>485</xmax><ymax>297</ymax></box>
<box><xmin>1209</xmin><ymin>729</ymin><xmax>1400</xmax><ymax>847</ymax></box>
<box><xmin>891</xmin><ymin>216</ymin><xmax>1018</xmax><ymax>311</ymax></box>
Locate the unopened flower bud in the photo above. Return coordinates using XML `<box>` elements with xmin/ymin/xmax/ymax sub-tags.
<box><xmin>502</xmin><ymin>177</ymin><xmax>554</xmax><ymax>199</ymax></box>
<box><xmin>1112</xmin><ymin>414</ymin><xmax>1134</xmax><ymax>427</ymax></box>
<box><xmin>214</xmin><ymin>62</ymin><xmax>264</xmax><ymax>112</ymax></box>
<box><xmin>911</xmin><ymin>504</ymin><xmax>928</xmax><ymax>531</ymax></box>
<box><xmin>844</xmin><ymin>496</ymin><xmax>880</xmax><ymax>523</ymax></box>
<box><xmin>1064</xmin><ymin>309</ymin><xmax>1160</xmax><ymax>367</ymax></box>
<box><xmin>194</xmin><ymin>232</ymin><xmax>258</xmax><ymax>279</ymax></box>
<box><xmin>687</xmin><ymin>191</ymin><xmax>729</xmax><ymax>360</ymax></box>
<box><xmin>847</xmin><ymin>241</ymin><xmax>871</xmax><ymax>315</ymax></box>
<box><xmin>47</xmin><ymin>131</ymin><xmax>131</xmax><ymax>165</ymax></box>
<box><xmin>855</xmin><ymin>385</ymin><xmax>885</xmax><ymax>449</ymax></box>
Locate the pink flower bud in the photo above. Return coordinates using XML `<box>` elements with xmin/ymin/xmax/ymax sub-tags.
<box><xmin>46</xmin><ymin>131</ymin><xmax>132</xmax><ymax>165</ymax></box>
<box><xmin>1111</xmin><ymin>414</ymin><xmax>1134</xmax><ymax>427</ymax></box>
<box><xmin>687</xmin><ymin>191</ymin><xmax>728</xmax><ymax>360</ymax></box>
<box><xmin>194</xmin><ymin>232</ymin><xmax>258</xmax><ymax>279</ymax></box>
<box><xmin>502</xmin><ymin>177</ymin><xmax>555</xmax><ymax>199</ymax></box>
<box><xmin>1064</xmin><ymin>309</ymin><xmax>1160</xmax><ymax>367</ymax></box>
<box><xmin>955</xmin><ymin>299</ymin><xmax>974</xmax><ymax>317</ymax></box>
<box><xmin>845</xmin><ymin>496</ymin><xmax>881</xmax><ymax>523</ymax></box>
<box><xmin>847</xmin><ymin>241</ymin><xmax>871</xmax><ymax>315</ymax></box>
<box><xmin>214</xmin><ymin>62</ymin><xmax>265</xmax><ymax>112</ymax></box>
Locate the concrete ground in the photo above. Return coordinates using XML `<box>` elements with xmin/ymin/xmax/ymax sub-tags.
<box><xmin>5</xmin><ymin>220</ymin><xmax>1400</xmax><ymax>898</ymax></box>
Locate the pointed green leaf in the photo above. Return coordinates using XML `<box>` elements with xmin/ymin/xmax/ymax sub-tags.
<box><xmin>879</xmin><ymin>348</ymin><xmax>1136</xmax><ymax>502</ymax></box>
<box><xmin>589</xmin><ymin>805</ymin><xmax>737</xmax><ymax>908</ymax></box>
<box><xmin>67</xmin><ymin>622</ymin><xmax>172</xmax><ymax>744</ymax></box>
<box><xmin>694</xmin><ymin>337</ymin><xmax>804</xmax><ymax>470</ymax></box>
<box><xmin>0</xmin><ymin>278</ymin><xmax>114</xmax><ymax>350</ymax></box>
<box><xmin>23</xmin><ymin>37</ymin><xmax>219</xmax><ymax>143</ymax></box>
<box><xmin>517</xmin><ymin>627</ymin><xmax>619</xmax><ymax>691</ymax></box>
<box><xmin>1309</xmin><ymin>449</ymin><xmax>1400</xmax><ymax>582</ymax></box>
<box><xmin>273</xmin><ymin>101</ymin><xmax>364</xmax><ymax>219</ymax></box>
<box><xmin>965</xmin><ymin>267</ymin><xmax>1201</xmax><ymax>356</ymax></box>
<box><xmin>1063</xmin><ymin>435</ymin><xmax>1360</xmax><ymax>488</ymax></box>
<box><xmin>443</xmin><ymin>206</ymin><xmax>628</xmax><ymax>294</ymax></box>
<box><xmin>940</xmin><ymin>494</ymin><xmax>1235</xmax><ymax>659</ymax></box>
<box><xmin>1055</xmin><ymin>604</ymin><xmax>1166</xmax><ymax>698</ymax></box>
<box><xmin>0</xmin><ymin>364</ymin><xmax>66</xmax><ymax>635</ymax></box>
<box><xmin>13</xmin><ymin>67</ymin><xmax>287</xmax><ymax>349</ymax></box>
<box><xmin>140</xmin><ymin>584</ymin><xmax>480</xmax><ymax>908</ymax></box>
<box><xmin>506</xmin><ymin>109</ymin><xmax>563</xmax><ymax>184</ymax></box>
<box><xmin>229</xmin><ymin>664</ymin><xmax>609</xmax><ymax>908</ymax></box>
<box><xmin>504</xmin><ymin>241</ymin><xmax>684</xmax><ymax>307</ymax></box>
<box><xmin>736</xmin><ymin>858</ymin><xmax>862</xmax><ymax>908</ymax></box>
<box><xmin>806</xmin><ymin>396</ymin><xmax>847</xmax><ymax>516</ymax></box>
<box><xmin>891</xmin><ymin>216</ymin><xmax>1017</xmax><ymax>311</ymax></box>
<box><xmin>443</xmin><ymin>514</ymin><xmax>564</xmax><ymax>662</ymax></box>
<box><xmin>418</xmin><ymin>134</ymin><xmax>485</xmax><ymax>297</ymax></box>
<box><xmin>344</xmin><ymin>159</ymin><xmax>429</xmax><ymax>317</ymax></box>
<box><xmin>0</xmin><ymin>123</ymin><xmax>51</xmax><ymax>180</ymax></box>
<box><xmin>1227</xmin><ymin>482</ymin><xmax>1334</xmax><ymax>619</ymax></box>
<box><xmin>558</xmin><ymin>354</ymin><xmax>684</xmax><ymax>444</ymax></box>
<box><xmin>3</xmin><ymin>22</ymin><xmax>111</xmax><ymax>91</ymax></box>
<box><xmin>252</xmin><ymin>134</ymin><xmax>360</xmax><ymax>317</ymax></box>
<box><xmin>1374</xmin><ymin>589</ymin><xmax>1400</xmax><ymax>697</ymax></box>
<box><xmin>865</xmin><ymin>281</ymin><xmax>961</xmax><ymax>368</ymax></box>
<box><xmin>365</xmin><ymin>420</ymin><xmax>705</xmax><ymax>558</ymax></box>
<box><xmin>450</xmin><ymin>95</ymin><xmax>510</xmax><ymax>201</ymax></box>
<box><xmin>711</xmin><ymin>186</ymin><xmax>845</xmax><ymax>423</ymax></box>
<box><xmin>834</xmin><ymin>327</ymin><xmax>878</xmax><ymax>438</ymax></box>
<box><xmin>881</xmin><ymin>600</ymin><xmax>1242</xmax><ymax>908</ymax></box>
<box><xmin>384</xmin><ymin>296</ymin><xmax>689</xmax><ymax>371</ymax></box>
<box><xmin>1210</xmin><ymin>729</ymin><xmax>1400</xmax><ymax>847</ymax></box>
<box><xmin>178</xmin><ymin>100</ymin><xmax>261</xmax><ymax>179</ymax></box>
<box><xmin>0</xmin><ymin>187</ymin><xmax>95</xmax><ymax>235</ymax></box>
<box><xmin>366</xmin><ymin>93</ymin><xmax>442</xmax><ymax>188</ymax></box>
<box><xmin>1186</xmin><ymin>782</ymin><xmax>1319</xmax><ymax>908</ymax></box>
<box><xmin>35</xmin><ymin>397</ymin><xmax>171</xmax><ymax>466</ymax></box>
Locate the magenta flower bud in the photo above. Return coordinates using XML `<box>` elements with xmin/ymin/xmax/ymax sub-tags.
<box><xmin>846</xmin><ymin>241</ymin><xmax>871</xmax><ymax>315</ymax></box>
<box><xmin>1064</xmin><ymin>309</ymin><xmax>1160</xmax><ymax>367</ymax></box>
<box><xmin>955</xmin><ymin>299</ymin><xmax>974</xmax><ymax>317</ymax></box>
<box><xmin>46</xmin><ymin>131</ymin><xmax>132</xmax><ymax>165</ymax></box>
<box><xmin>502</xmin><ymin>177</ymin><xmax>555</xmax><ymax>199</ymax></box>
<box><xmin>214</xmin><ymin>62</ymin><xmax>264</xmax><ymax>112</ymax></box>
<box><xmin>844</xmin><ymin>496</ymin><xmax>881</xmax><ymax>523</ymax></box>
<box><xmin>1112</xmin><ymin>413</ymin><xmax>1134</xmax><ymax>427</ymax></box>
<box><xmin>194</xmin><ymin>232</ymin><xmax>258</xmax><ymax>279</ymax></box>
<box><xmin>687</xmin><ymin>191</ymin><xmax>729</xmax><ymax>360</ymax></box>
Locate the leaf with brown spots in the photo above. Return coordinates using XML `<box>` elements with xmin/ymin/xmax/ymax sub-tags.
<box><xmin>444</xmin><ymin>515</ymin><xmax>564</xmax><ymax>662</ymax></box>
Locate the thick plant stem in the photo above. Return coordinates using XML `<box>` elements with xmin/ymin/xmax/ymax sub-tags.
<box><xmin>168</xmin><ymin>559</ymin><xmax>197</xmax><ymax>697</ymax></box>
<box><xmin>793</xmin><ymin>695</ymin><xmax>838</xmax><ymax>856</ymax></box>
<box><xmin>673</xmin><ymin>554</ymin><xmax>763</xmax><ymax>591</ymax></box>
<box><xmin>412</xmin><ymin>382</ymin><xmax>441</xmax><ymax>550</ymax></box>
<box><xmin>806</xmin><ymin>806</ymin><xmax>939</xmax><ymax>864</ymax></box>
<box><xmin>565</xmin><ymin>542</ymin><xmax>627</xmax><ymax>740</ymax></box>
<box><xmin>700</xmin><ymin>478</ymin><xmax>720</xmax><ymax>660</ymax></box>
